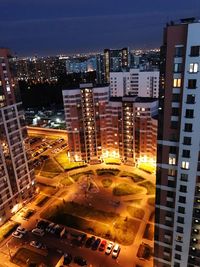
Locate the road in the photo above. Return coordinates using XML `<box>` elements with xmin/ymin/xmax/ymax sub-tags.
<box><xmin>27</xmin><ymin>126</ymin><xmax>68</xmax><ymax>140</ymax></box>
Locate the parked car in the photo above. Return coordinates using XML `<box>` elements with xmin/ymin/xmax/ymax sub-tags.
<box><xmin>16</xmin><ymin>226</ymin><xmax>27</xmax><ymax>235</ymax></box>
<box><xmin>12</xmin><ymin>231</ymin><xmax>23</xmax><ymax>239</ymax></box>
<box><xmin>37</xmin><ymin>220</ymin><xmax>49</xmax><ymax>230</ymax></box>
<box><xmin>99</xmin><ymin>240</ymin><xmax>107</xmax><ymax>251</ymax></box>
<box><xmin>105</xmin><ymin>242</ymin><xmax>114</xmax><ymax>255</ymax></box>
<box><xmin>63</xmin><ymin>253</ymin><xmax>72</xmax><ymax>265</ymax></box>
<box><xmin>85</xmin><ymin>236</ymin><xmax>95</xmax><ymax>248</ymax></box>
<box><xmin>92</xmin><ymin>238</ymin><xmax>101</xmax><ymax>250</ymax></box>
<box><xmin>30</xmin><ymin>241</ymin><xmax>42</xmax><ymax>249</ymax></box>
<box><xmin>74</xmin><ymin>256</ymin><xmax>87</xmax><ymax>266</ymax></box>
<box><xmin>112</xmin><ymin>244</ymin><xmax>120</xmax><ymax>258</ymax></box>
<box><xmin>46</xmin><ymin>222</ymin><xmax>55</xmax><ymax>233</ymax></box>
<box><xmin>32</xmin><ymin>228</ymin><xmax>45</xmax><ymax>236</ymax></box>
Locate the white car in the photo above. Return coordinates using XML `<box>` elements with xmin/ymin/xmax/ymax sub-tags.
<box><xmin>12</xmin><ymin>231</ymin><xmax>23</xmax><ymax>239</ymax></box>
<box><xmin>32</xmin><ymin>228</ymin><xmax>45</xmax><ymax>236</ymax></box>
<box><xmin>30</xmin><ymin>241</ymin><xmax>42</xmax><ymax>249</ymax></box>
<box><xmin>105</xmin><ymin>242</ymin><xmax>114</xmax><ymax>255</ymax></box>
<box><xmin>112</xmin><ymin>244</ymin><xmax>120</xmax><ymax>258</ymax></box>
<box><xmin>17</xmin><ymin>226</ymin><xmax>27</xmax><ymax>234</ymax></box>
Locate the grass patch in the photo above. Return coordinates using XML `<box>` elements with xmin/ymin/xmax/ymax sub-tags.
<box><xmin>120</xmin><ymin>171</ymin><xmax>145</xmax><ymax>183</ymax></box>
<box><xmin>104</xmin><ymin>158</ymin><xmax>121</xmax><ymax>165</ymax></box>
<box><xmin>60</xmin><ymin>176</ymin><xmax>73</xmax><ymax>186</ymax></box>
<box><xmin>96</xmin><ymin>168</ymin><xmax>120</xmax><ymax>176</ymax></box>
<box><xmin>55</xmin><ymin>152</ymin><xmax>86</xmax><ymax>170</ymax></box>
<box><xmin>41</xmin><ymin>158</ymin><xmax>62</xmax><ymax>173</ymax></box>
<box><xmin>35</xmin><ymin>195</ymin><xmax>50</xmax><ymax>207</ymax></box>
<box><xmin>143</xmin><ymin>223</ymin><xmax>154</xmax><ymax>240</ymax></box>
<box><xmin>12</xmin><ymin>247</ymin><xmax>48</xmax><ymax>267</ymax></box>
<box><xmin>101</xmin><ymin>178</ymin><xmax>113</xmax><ymax>188</ymax></box>
<box><xmin>39</xmin><ymin>171</ymin><xmax>59</xmax><ymax>178</ymax></box>
<box><xmin>138</xmin><ymin>163</ymin><xmax>155</xmax><ymax>174</ymax></box>
<box><xmin>37</xmin><ymin>183</ymin><xmax>57</xmax><ymax>195</ymax></box>
<box><xmin>127</xmin><ymin>206</ymin><xmax>145</xmax><ymax>219</ymax></box>
<box><xmin>148</xmin><ymin>197</ymin><xmax>155</xmax><ymax>206</ymax></box>
<box><xmin>41</xmin><ymin>201</ymin><xmax>140</xmax><ymax>245</ymax></box>
<box><xmin>0</xmin><ymin>221</ymin><xmax>20</xmax><ymax>242</ymax></box>
<box><xmin>139</xmin><ymin>181</ymin><xmax>155</xmax><ymax>195</ymax></box>
<box><xmin>70</xmin><ymin>170</ymin><xmax>94</xmax><ymax>182</ymax></box>
<box><xmin>113</xmin><ymin>183</ymin><xmax>145</xmax><ymax>196</ymax></box>
<box><xmin>124</xmin><ymin>199</ymin><xmax>142</xmax><ymax>205</ymax></box>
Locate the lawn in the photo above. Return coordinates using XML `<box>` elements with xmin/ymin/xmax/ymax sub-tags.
<box><xmin>148</xmin><ymin>197</ymin><xmax>155</xmax><ymax>206</ymax></box>
<box><xmin>0</xmin><ymin>221</ymin><xmax>19</xmax><ymax>242</ymax></box>
<box><xmin>104</xmin><ymin>158</ymin><xmax>121</xmax><ymax>165</ymax></box>
<box><xmin>70</xmin><ymin>170</ymin><xmax>94</xmax><ymax>182</ymax></box>
<box><xmin>41</xmin><ymin>201</ymin><xmax>140</xmax><ymax>245</ymax></box>
<box><xmin>39</xmin><ymin>171</ymin><xmax>60</xmax><ymax>179</ymax></box>
<box><xmin>101</xmin><ymin>178</ymin><xmax>113</xmax><ymax>188</ymax></box>
<box><xmin>139</xmin><ymin>181</ymin><xmax>155</xmax><ymax>195</ymax></box>
<box><xmin>120</xmin><ymin>171</ymin><xmax>145</xmax><ymax>183</ymax></box>
<box><xmin>113</xmin><ymin>183</ymin><xmax>145</xmax><ymax>196</ymax></box>
<box><xmin>55</xmin><ymin>152</ymin><xmax>86</xmax><ymax>170</ymax></box>
<box><xmin>42</xmin><ymin>158</ymin><xmax>62</xmax><ymax>173</ymax></box>
<box><xmin>12</xmin><ymin>248</ymin><xmax>48</xmax><ymax>267</ymax></box>
<box><xmin>37</xmin><ymin>183</ymin><xmax>57</xmax><ymax>195</ymax></box>
<box><xmin>96</xmin><ymin>168</ymin><xmax>120</xmax><ymax>176</ymax></box>
<box><xmin>124</xmin><ymin>199</ymin><xmax>143</xmax><ymax>205</ymax></box>
<box><xmin>138</xmin><ymin>162</ymin><xmax>156</xmax><ymax>174</ymax></box>
<box><xmin>127</xmin><ymin>206</ymin><xmax>145</xmax><ymax>219</ymax></box>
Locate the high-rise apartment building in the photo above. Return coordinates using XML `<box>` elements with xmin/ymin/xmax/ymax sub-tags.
<box><xmin>0</xmin><ymin>48</ymin><xmax>35</xmax><ymax>225</ymax></box>
<box><xmin>63</xmin><ymin>83</ymin><xmax>158</xmax><ymax>164</ymax></box>
<box><xmin>110</xmin><ymin>68</ymin><xmax>159</xmax><ymax>97</ymax></box>
<box><xmin>155</xmin><ymin>18</ymin><xmax>200</xmax><ymax>267</ymax></box>
<box><xmin>104</xmin><ymin>48</ymin><xmax>129</xmax><ymax>83</ymax></box>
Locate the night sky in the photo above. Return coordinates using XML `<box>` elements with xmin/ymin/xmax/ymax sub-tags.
<box><xmin>0</xmin><ymin>0</ymin><xmax>200</xmax><ymax>56</ymax></box>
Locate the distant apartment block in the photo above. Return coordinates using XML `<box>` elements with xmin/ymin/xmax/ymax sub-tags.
<box><xmin>110</xmin><ymin>68</ymin><xmax>159</xmax><ymax>98</ymax></box>
<box><xmin>104</xmin><ymin>48</ymin><xmax>129</xmax><ymax>83</ymax></box>
<box><xmin>0</xmin><ymin>48</ymin><xmax>35</xmax><ymax>224</ymax></box>
<box><xmin>63</xmin><ymin>83</ymin><xmax>158</xmax><ymax>164</ymax></box>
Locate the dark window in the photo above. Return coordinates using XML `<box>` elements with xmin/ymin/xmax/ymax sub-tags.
<box><xmin>177</xmin><ymin>226</ymin><xmax>183</xmax><ymax>233</ymax></box>
<box><xmin>177</xmin><ymin>216</ymin><xmax>184</xmax><ymax>224</ymax></box>
<box><xmin>190</xmin><ymin>46</ymin><xmax>200</xmax><ymax>57</ymax></box>
<box><xmin>188</xmin><ymin>79</ymin><xmax>197</xmax><ymax>89</ymax></box>
<box><xmin>182</xmin><ymin>149</ymin><xmax>190</xmax><ymax>158</ymax></box>
<box><xmin>186</xmin><ymin>94</ymin><xmax>195</xmax><ymax>104</ymax></box>
<box><xmin>175</xmin><ymin>246</ymin><xmax>182</xmax><ymax>253</ymax></box>
<box><xmin>180</xmin><ymin>173</ymin><xmax>188</xmax><ymax>181</ymax></box>
<box><xmin>175</xmin><ymin>46</ymin><xmax>184</xmax><ymax>57</ymax></box>
<box><xmin>184</xmin><ymin>123</ymin><xmax>193</xmax><ymax>132</ymax></box>
<box><xmin>174</xmin><ymin>262</ymin><xmax>180</xmax><ymax>267</ymax></box>
<box><xmin>171</xmin><ymin>121</ymin><xmax>178</xmax><ymax>129</ymax></box>
<box><xmin>178</xmin><ymin>206</ymin><xmax>185</xmax><ymax>214</ymax></box>
<box><xmin>180</xmin><ymin>185</ymin><xmax>187</xmax><ymax>193</ymax></box>
<box><xmin>183</xmin><ymin>137</ymin><xmax>191</xmax><ymax>145</ymax></box>
<box><xmin>185</xmin><ymin>109</ymin><xmax>194</xmax><ymax>118</ymax></box>
<box><xmin>172</xmin><ymin>108</ymin><xmax>179</xmax><ymax>116</ymax></box>
<box><xmin>169</xmin><ymin>146</ymin><xmax>177</xmax><ymax>154</ymax></box>
<box><xmin>172</xmin><ymin>94</ymin><xmax>180</xmax><ymax>102</ymax></box>
<box><xmin>179</xmin><ymin>196</ymin><xmax>186</xmax><ymax>203</ymax></box>
<box><xmin>175</xmin><ymin>253</ymin><xmax>181</xmax><ymax>260</ymax></box>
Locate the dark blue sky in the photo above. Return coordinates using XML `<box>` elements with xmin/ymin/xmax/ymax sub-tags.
<box><xmin>0</xmin><ymin>0</ymin><xmax>199</xmax><ymax>56</ymax></box>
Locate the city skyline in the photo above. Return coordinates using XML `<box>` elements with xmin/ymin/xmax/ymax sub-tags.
<box><xmin>0</xmin><ymin>0</ymin><xmax>199</xmax><ymax>56</ymax></box>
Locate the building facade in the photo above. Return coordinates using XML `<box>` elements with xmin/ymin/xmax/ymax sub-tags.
<box><xmin>63</xmin><ymin>83</ymin><xmax>158</xmax><ymax>165</ymax></box>
<box><xmin>104</xmin><ymin>48</ymin><xmax>129</xmax><ymax>83</ymax></box>
<box><xmin>110</xmin><ymin>68</ymin><xmax>159</xmax><ymax>98</ymax></box>
<box><xmin>0</xmin><ymin>48</ymin><xmax>35</xmax><ymax>224</ymax></box>
<box><xmin>155</xmin><ymin>19</ymin><xmax>200</xmax><ymax>267</ymax></box>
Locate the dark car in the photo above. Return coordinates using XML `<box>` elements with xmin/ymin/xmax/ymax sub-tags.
<box><xmin>92</xmin><ymin>238</ymin><xmax>101</xmax><ymax>250</ymax></box>
<box><xmin>74</xmin><ymin>256</ymin><xmax>87</xmax><ymax>266</ymax></box>
<box><xmin>85</xmin><ymin>236</ymin><xmax>95</xmax><ymax>248</ymax></box>
<box><xmin>63</xmin><ymin>253</ymin><xmax>72</xmax><ymax>265</ymax></box>
<box><xmin>36</xmin><ymin>220</ymin><xmax>49</xmax><ymax>230</ymax></box>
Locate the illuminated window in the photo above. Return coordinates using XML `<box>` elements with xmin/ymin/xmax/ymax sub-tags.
<box><xmin>169</xmin><ymin>157</ymin><xmax>176</xmax><ymax>165</ymax></box>
<box><xmin>173</xmin><ymin>78</ymin><xmax>181</xmax><ymax>88</ymax></box>
<box><xmin>189</xmin><ymin>63</ymin><xmax>198</xmax><ymax>73</ymax></box>
<box><xmin>181</xmin><ymin>161</ymin><xmax>189</xmax><ymax>169</ymax></box>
